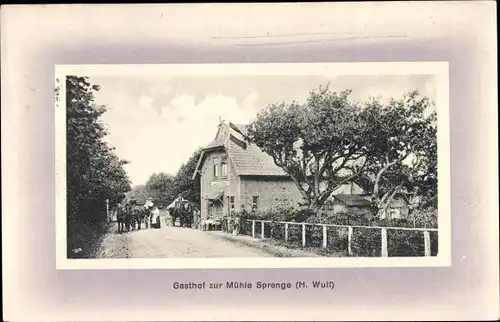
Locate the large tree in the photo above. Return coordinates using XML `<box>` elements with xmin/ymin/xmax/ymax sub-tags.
<box><xmin>247</xmin><ymin>85</ymin><xmax>368</xmax><ymax>213</ymax></box>
<box><xmin>174</xmin><ymin>148</ymin><xmax>203</xmax><ymax>204</ymax></box>
<box><xmin>145</xmin><ymin>173</ymin><xmax>177</xmax><ymax>208</ymax></box>
<box><xmin>124</xmin><ymin>185</ymin><xmax>150</xmax><ymax>204</ymax></box>
<box><xmin>62</xmin><ymin>76</ymin><xmax>131</xmax><ymax>223</ymax></box>
<box><xmin>355</xmin><ymin>91</ymin><xmax>437</xmax><ymax>216</ymax></box>
<box><xmin>135</xmin><ymin>148</ymin><xmax>202</xmax><ymax>209</ymax></box>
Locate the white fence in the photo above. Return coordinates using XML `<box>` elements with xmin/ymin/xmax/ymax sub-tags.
<box><xmin>245</xmin><ymin>219</ymin><xmax>438</xmax><ymax>257</ymax></box>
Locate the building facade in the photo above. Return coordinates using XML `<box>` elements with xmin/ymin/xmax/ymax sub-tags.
<box><xmin>193</xmin><ymin>122</ymin><xmax>303</xmax><ymax>221</ymax></box>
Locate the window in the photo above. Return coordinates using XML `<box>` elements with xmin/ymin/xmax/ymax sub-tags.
<box><xmin>252</xmin><ymin>196</ymin><xmax>259</xmax><ymax>211</ymax></box>
<box><xmin>213</xmin><ymin>162</ymin><xmax>219</xmax><ymax>178</ymax></box>
<box><xmin>221</xmin><ymin>160</ymin><xmax>228</xmax><ymax>178</ymax></box>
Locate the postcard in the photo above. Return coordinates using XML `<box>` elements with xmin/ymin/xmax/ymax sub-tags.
<box><xmin>55</xmin><ymin>62</ymin><xmax>451</xmax><ymax>269</ymax></box>
<box><xmin>3</xmin><ymin>3</ymin><xmax>497</xmax><ymax>322</ymax></box>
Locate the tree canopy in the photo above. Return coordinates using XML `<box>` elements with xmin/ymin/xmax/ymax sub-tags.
<box><xmin>247</xmin><ymin>86</ymin><xmax>368</xmax><ymax>213</ymax></box>
<box><xmin>128</xmin><ymin>148</ymin><xmax>203</xmax><ymax>208</ymax></box>
<box><xmin>246</xmin><ymin>84</ymin><xmax>437</xmax><ymax>214</ymax></box>
<box><xmin>357</xmin><ymin>91</ymin><xmax>437</xmax><ymax>215</ymax></box>
<box><xmin>61</xmin><ymin>76</ymin><xmax>132</xmax><ymax>223</ymax></box>
<box><xmin>145</xmin><ymin>173</ymin><xmax>176</xmax><ymax>208</ymax></box>
<box><xmin>173</xmin><ymin>148</ymin><xmax>202</xmax><ymax>203</ymax></box>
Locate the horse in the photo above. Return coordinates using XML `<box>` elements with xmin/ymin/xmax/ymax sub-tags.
<box><xmin>116</xmin><ymin>205</ymin><xmax>127</xmax><ymax>233</ymax></box>
<box><xmin>123</xmin><ymin>201</ymin><xmax>145</xmax><ymax>232</ymax></box>
<box><xmin>141</xmin><ymin>207</ymin><xmax>151</xmax><ymax>229</ymax></box>
<box><xmin>124</xmin><ymin>206</ymin><xmax>134</xmax><ymax>231</ymax></box>
<box><xmin>169</xmin><ymin>200</ymin><xmax>195</xmax><ymax>228</ymax></box>
<box><xmin>131</xmin><ymin>205</ymin><xmax>151</xmax><ymax>230</ymax></box>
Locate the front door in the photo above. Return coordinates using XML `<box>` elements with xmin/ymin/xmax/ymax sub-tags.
<box><xmin>211</xmin><ymin>202</ymin><xmax>224</xmax><ymax>217</ymax></box>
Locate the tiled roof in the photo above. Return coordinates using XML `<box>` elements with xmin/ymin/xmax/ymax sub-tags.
<box><xmin>229</xmin><ymin>139</ymin><xmax>287</xmax><ymax>176</ymax></box>
<box><xmin>333</xmin><ymin>194</ymin><xmax>372</xmax><ymax>207</ymax></box>
<box><xmin>227</xmin><ymin>124</ymin><xmax>287</xmax><ymax>176</ymax></box>
<box><xmin>207</xmin><ymin>190</ymin><xmax>224</xmax><ymax>200</ymax></box>
<box><xmin>196</xmin><ymin>122</ymin><xmax>288</xmax><ymax>177</ymax></box>
<box><xmin>204</xmin><ymin>137</ymin><xmax>226</xmax><ymax>150</ymax></box>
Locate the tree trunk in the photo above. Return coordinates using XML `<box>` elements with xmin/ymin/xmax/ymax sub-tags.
<box><xmin>370</xmin><ymin>153</ymin><xmax>410</xmax><ymax>208</ymax></box>
<box><xmin>377</xmin><ymin>187</ymin><xmax>401</xmax><ymax>218</ymax></box>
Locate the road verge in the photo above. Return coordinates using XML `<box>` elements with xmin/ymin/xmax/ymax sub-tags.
<box><xmin>209</xmin><ymin>231</ymin><xmax>321</xmax><ymax>257</ymax></box>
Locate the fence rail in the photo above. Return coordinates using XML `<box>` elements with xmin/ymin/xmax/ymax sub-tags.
<box><xmin>243</xmin><ymin>219</ymin><xmax>438</xmax><ymax>257</ymax></box>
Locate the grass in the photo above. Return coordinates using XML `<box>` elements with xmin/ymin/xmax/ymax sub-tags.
<box><xmin>215</xmin><ymin>232</ymin><xmax>322</xmax><ymax>257</ymax></box>
<box><xmin>265</xmin><ymin>238</ymin><xmax>346</xmax><ymax>257</ymax></box>
<box><xmin>67</xmin><ymin>219</ymin><xmax>110</xmax><ymax>259</ymax></box>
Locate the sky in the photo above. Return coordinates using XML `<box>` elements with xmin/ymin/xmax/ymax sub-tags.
<box><xmin>90</xmin><ymin>74</ymin><xmax>436</xmax><ymax>186</ymax></box>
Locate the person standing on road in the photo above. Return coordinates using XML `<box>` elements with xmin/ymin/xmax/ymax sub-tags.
<box><xmin>152</xmin><ymin>206</ymin><xmax>160</xmax><ymax>229</ymax></box>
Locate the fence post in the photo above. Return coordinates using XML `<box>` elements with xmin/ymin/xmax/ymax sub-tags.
<box><xmin>322</xmin><ymin>225</ymin><xmax>327</xmax><ymax>248</ymax></box>
<box><xmin>261</xmin><ymin>221</ymin><xmax>265</xmax><ymax>239</ymax></box>
<box><xmin>252</xmin><ymin>220</ymin><xmax>255</xmax><ymax>238</ymax></box>
<box><xmin>285</xmin><ymin>223</ymin><xmax>289</xmax><ymax>242</ymax></box>
<box><xmin>348</xmin><ymin>226</ymin><xmax>353</xmax><ymax>256</ymax></box>
<box><xmin>302</xmin><ymin>224</ymin><xmax>306</xmax><ymax>248</ymax></box>
<box><xmin>381</xmin><ymin>228</ymin><xmax>388</xmax><ymax>257</ymax></box>
<box><xmin>423</xmin><ymin>231</ymin><xmax>431</xmax><ymax>256</ymax></box>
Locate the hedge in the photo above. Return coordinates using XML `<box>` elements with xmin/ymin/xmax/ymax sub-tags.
<box><xmin>234</xmin><ymin>206</ymin><xmax>438</xmax><ymax>257</ymax></box>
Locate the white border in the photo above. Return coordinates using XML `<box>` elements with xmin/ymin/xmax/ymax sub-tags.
<box><xmin>55</xmin><ymin>62</ymin><xmax>451</xmax><ymax>269</ymax></box>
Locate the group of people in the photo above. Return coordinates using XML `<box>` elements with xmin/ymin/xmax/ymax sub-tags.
<box><xmin>116</xmin><ymin>198</ymin><xmax>161</xmax><ymax>233</ymax></box>
<box><xmin>144</xmin><ymin>198</ymin><xmax>161</xmax><ymax>228</ymax></box>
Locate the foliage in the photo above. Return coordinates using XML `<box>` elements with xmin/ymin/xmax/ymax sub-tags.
<box><xmin>246</xmin><ymin>84</ymin><xmax>437</xmax><ymax>216</ymax></box>
<box><xmin>246</xmin><ymin>85</ymin><xmax>368</xmax><ymax>213</ymax></box>
<box><xmin>387</xmin><ymin>229</ymin><xmax>424</xmax><ymax>257</ymax></box>
<box><xmin>173</xmin><ymin>148</ymin><xmax>203</xmax><ymax>204</ymax></box>
<box><xmin>130</xmin><ymin>148</ymin><xmax>203</xmax><ymax>209</ymax></box>
<box><xmin>355</xmin><ymin>91</ymin><xmax>437</xmax><ymax>215</ymax></box>
<box><xmin>145</xmin><ymin>173</ymin><xmax>176</xmax><ymax>208</ymax></box>
<box><xmin>406</xmin><ymin>207</ymin><xmax>438</xmax><ymax>229</ymax></box>
<box><xmin>236</xmin><ymin>206</ymin><xmax>438</xmax><ymax>257</ymax></box>
<box><xmin>124</xmin><ymin>185</ymin><xmax>150</xmax><ymax>205</ymax></box>
<box><xmin>60</xmin><ymin>76</ymin><xmax>131</xmax><ymax>258</ymax></box>
<box><xmin>67</xmin><ymin>221</ymin><xmax>108</xmax><ymax>259</ymax></box>
<box><xmin>63</xmin><ymin>76</ymin><xmax>131</xmax><ymax>222</ymax></box>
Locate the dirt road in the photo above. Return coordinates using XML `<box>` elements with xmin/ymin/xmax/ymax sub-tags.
<box><xmin>97</xmin><ymin>224</ymin><xmax>273</xmax><ymax>258</ymax></box>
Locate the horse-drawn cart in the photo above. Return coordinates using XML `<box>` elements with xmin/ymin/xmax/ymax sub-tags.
<box><xmin>166</xmin><ymin>196</ymin><xmax>197</xmax><ymax>228</ymax></box>
<box><xmin>116</xmin><ymin>198</ymin><xmax>159</xmax><ymax>233</ymax></box>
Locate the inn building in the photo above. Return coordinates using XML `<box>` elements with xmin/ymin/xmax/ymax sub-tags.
<box><xmin>192</xmin><ymin>121</ymin><xmax>407</xmax><ymax>222</ymax></box>
<box><xmin>192</xmin><ymin>121</ymin><xmax>302</xmax><ymax>221</ymax></box>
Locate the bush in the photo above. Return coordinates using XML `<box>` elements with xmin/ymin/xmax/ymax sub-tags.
<box><xmin>407</xmin><ymin>208</ymin><xmax>438</xmax><ymax>229</ymax></box>
<box><xmin>326</xmin><ymin>226</ymin><xmax>349</xmax><ymax>255</ymax></box>
<box><xmin>239</xmin><ymin>219</ymin><xmax>253</xmax><ymax>236</ymax></box>
<box><xmin>351</xmin><ymin>227</ymin><xmax>382</xmax><ymax>257</ymax></box>
<box><xmin>234</xmin><ymin>206</ymin><xmax>439</xmax><ymax>257</ymax></box>
<box><xmin>387</xmin><ymin>229</ymin><xmax>424</xmax><ymax>257</ymax></box>
<box><xmin>270</xmin><ymin>221</ymin><xmax>286</xmax><ymax>240</ymax></box>
<box><xmin>306</xmin><ymin>211</ymin><xmax>374</xmax><ymax>226</ymax></box>
<box><xmin>67</xmin><ymin>218</ymin><xmax>107</xmax><ymax>259</ymax></box>
<box><xmin>306</xmin><ymin>224</ymin><xmax>324</xmax><ymax>248</ymax></box>
<box><xmin>430</xmin><ymin>231</ymin><xmax>438</xmax><ymax>256</ymax></box>
<box><xmin>285</xmin><ymin>224</ymin><xmax>303</xmax><ymax>248</ymax></box>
